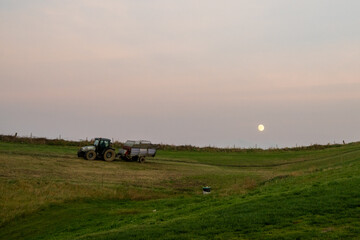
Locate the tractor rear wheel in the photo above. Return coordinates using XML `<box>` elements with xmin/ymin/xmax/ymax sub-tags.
<box><xmin>104</xmin><ymin>149</ymin><xmax>115</xmax><ymax>162</ymax></box>
<box><xmin>85</xmin><ymin>150</ymin><xmax>96</xmax><ymax>160</ymax></box>
<box><xmin>138</xmin><ymin>156</ymin><xmax>145</xmax><ymax>163</ymax></box>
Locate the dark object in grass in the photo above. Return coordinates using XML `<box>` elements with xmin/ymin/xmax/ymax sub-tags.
<box><xmin>203</xmin><ymin>186</ymin><xmax>211</xmax><ymax>194</ymax></box>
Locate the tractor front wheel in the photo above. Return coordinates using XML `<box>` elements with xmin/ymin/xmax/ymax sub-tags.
<box><xmin>104</xmin><ymin>149</ymin><xmax>115</xmax><ymax>162</ymax></box>
<box><xmin>85</xmin><ymin>150</ymin><xmax>96</xmax><ymax>160</ymax></box>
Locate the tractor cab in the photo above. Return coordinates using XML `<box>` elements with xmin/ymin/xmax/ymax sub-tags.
<box><xmin>93</xmin><ymin>138</ymin><xmax>111</xmax><ymax>154</ymax></box>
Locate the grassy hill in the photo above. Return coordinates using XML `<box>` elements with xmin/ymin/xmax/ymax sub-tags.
<box><xmin>0</xmin><ymin>140</ymin><xmax>359</xmax><ymax>239</ymax></box>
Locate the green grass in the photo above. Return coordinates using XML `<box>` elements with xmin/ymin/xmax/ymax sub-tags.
<box><xmin>0</xmin><ymin>141</ymin><xmax>360</xmax><ymax>239</ymax></box>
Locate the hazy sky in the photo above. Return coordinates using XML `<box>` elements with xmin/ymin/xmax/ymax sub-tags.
<box><xmin>1</xmin><ymin>0</ymin><xmax>360</xmax><ymax>148</ymax></box>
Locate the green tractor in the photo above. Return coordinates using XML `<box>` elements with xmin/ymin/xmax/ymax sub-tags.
<box><xmin>77</xmin><ymin>138</ymin><xmax>116</xmax><ymax>161</ymax></box>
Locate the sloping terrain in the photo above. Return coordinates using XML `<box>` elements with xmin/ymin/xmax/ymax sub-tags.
<box><xmin>0</xmin><ymin>141</ymin><xmax>359</xmax><ymax>239</ymax></box>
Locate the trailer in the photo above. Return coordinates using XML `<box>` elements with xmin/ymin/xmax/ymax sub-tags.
<box><xmin>118</xmin><ymin>140</ymin><xmax>157</xmax><ymax>163</ymax></box>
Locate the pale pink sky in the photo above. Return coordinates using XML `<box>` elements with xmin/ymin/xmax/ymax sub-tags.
<box><xmin>1</xmin><ymin>1</ymin><xmax>360</xmax><ymax>148</ymax></box>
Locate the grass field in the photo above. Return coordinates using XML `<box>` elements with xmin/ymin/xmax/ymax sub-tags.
<box><xmin>0</xmin><ymin>141</ymin><xmax>359</xmax><ymax>239</ymax></box>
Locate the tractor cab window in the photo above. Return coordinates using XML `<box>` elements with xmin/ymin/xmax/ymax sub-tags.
<box><xmin>93</xmin><ymin>139</ymin><xmax>99</xmax><ymax>146</ymax></box>
<box><xmin>99</xmin><ymin>139</ymin><xmax>109</xmax><ymax>148</ymax></box>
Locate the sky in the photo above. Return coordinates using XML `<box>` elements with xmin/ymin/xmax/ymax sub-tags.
<box><xmin>1</xmin><ymin>0</ymin><xmax>360</xmax><ymax>148</ymax></box>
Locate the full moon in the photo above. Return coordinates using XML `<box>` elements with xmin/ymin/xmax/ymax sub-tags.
<box><xmin>258</xmin><ymin>124</ymin><xmax>265</xmax><ymax>132</ymax></box>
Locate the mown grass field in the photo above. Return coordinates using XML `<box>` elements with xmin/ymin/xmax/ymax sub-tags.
<box><xmin>0</xmin><ymin>141</ymin><xmax>359</xmax><ymax>239</ymax></box>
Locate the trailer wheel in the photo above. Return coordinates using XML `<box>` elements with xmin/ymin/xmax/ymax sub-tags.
<box><xmin>104</xmin><ymin>149</ymin><xmax>115</xmax><ymax>162</ymax></box>
<box><xmin>138</xmin><ymin>156</ymin><xmax>145</xmax><ymax>163</ymax></box>
<box><xmin>85</xmin><ymin>150</ymin><xmax>96</xmax><ymax>160</ymax></box>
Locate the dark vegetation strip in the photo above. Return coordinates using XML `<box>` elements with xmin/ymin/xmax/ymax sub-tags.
<box><xmin>0</xmin><ymin>134</ymin><xmax>354</xmax><ymax>152</ymax></box>
<box><xmin>0</xmin><ymin>135</ymin><xmax>91</xmax><ymax>147</ymax></box>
